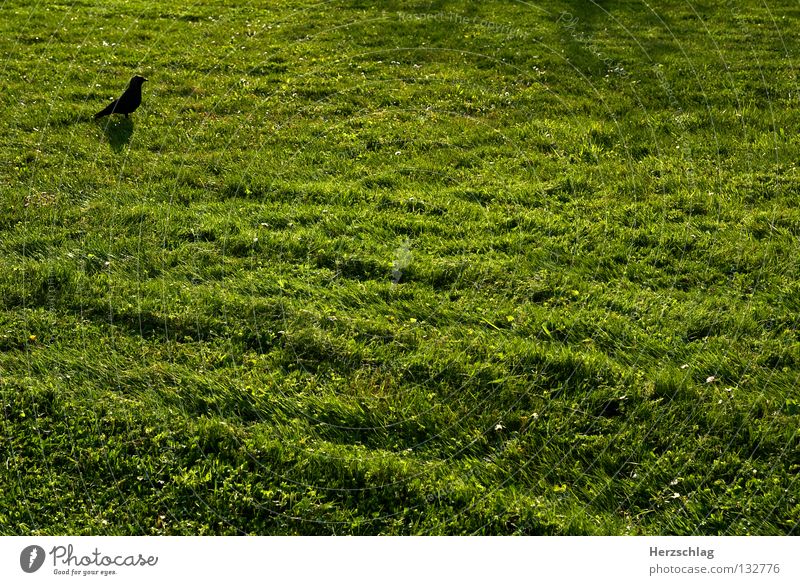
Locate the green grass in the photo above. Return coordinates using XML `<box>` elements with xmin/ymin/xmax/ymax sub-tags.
<box><xmin>1</xmin><ymin>0</ymin><xmax>798</xmax><ymax>535</ymax></box>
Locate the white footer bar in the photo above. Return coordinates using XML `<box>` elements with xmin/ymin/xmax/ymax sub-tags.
<box><xmin>2</xmin><ymin>536</ymin><xmax>796</xmax><ymax>584</ymax></box>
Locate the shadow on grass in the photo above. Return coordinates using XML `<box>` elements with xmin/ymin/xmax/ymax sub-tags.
<box><xmin>98</xmin><ymin>117</ymin><xmax>134</xmax><ymax>152</ymax></box>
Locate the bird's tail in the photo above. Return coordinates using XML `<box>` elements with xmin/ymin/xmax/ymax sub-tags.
<box><xmin>94</xmin><ymin>102</ymin><xmax>115</xmax><ymax>119</ymax></box>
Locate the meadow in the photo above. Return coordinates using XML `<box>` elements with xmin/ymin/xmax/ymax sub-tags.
<box><xmin>0</xmin><ymin>0</ymin><xmax>798</xmax><ymax>534</ymax></box>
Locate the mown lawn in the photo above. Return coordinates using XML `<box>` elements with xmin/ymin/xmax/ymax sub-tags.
<box><xmin>0</xmin><ymin>0</ymin><xmax>798</xmax><ymax>534</ymax></box>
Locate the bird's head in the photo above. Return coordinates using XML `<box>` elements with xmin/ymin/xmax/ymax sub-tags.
<box><xmin>130</xmin><ymin>75</ymin><xmax>148</xmax><ymax>86</ymax></box>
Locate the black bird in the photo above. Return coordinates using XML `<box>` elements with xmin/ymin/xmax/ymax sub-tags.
<box><xmin>94</xmin><ymin>75</ymin><xmax>147</xmax><ymax>119</ymax></box>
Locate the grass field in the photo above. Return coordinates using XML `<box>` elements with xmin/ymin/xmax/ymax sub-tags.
<box><xmin>1</xmin><ymin>0</ymin><xmax>798</xmax><ymax>535</ymax></box>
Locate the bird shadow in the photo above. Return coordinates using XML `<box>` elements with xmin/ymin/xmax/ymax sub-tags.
<box><xmin>98</xmin><ymin>117</ymin><xmax>134</xmax><ymax>152</ymax></box>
